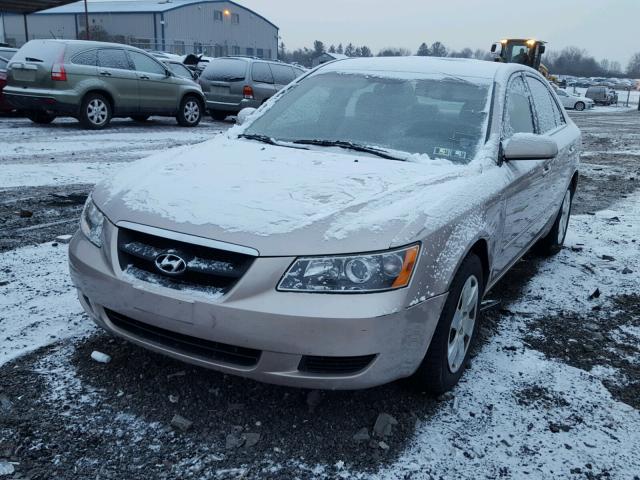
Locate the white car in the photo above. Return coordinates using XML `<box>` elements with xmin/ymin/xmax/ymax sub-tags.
<box><xmin>555</xmin><ymin>89</ymin><xmax>594</xmax><ymax>111</ymax></box>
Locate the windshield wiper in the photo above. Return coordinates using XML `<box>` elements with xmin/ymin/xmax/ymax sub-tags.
<box><xmin>237</xmin><ymin>133</ymin><xmax>308</xmax><ymax>150</ymax></box>
<box><xmin>291</xmin><ymin>139</ymin><xmax>404</xmax><ymax>161</ymax></box>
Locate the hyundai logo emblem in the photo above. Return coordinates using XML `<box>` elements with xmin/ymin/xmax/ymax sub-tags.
<box><xmin>155</xmin><ymin>253</ymin><xmax>187</xmax><ymax>276</ymax></box>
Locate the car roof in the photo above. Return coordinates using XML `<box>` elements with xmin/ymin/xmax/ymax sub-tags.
<box><xmin>27</xmin><ymin>39</ymin><xmax>149</xmax><ymax>54</ymax></box>
<box><xmin>316</xmin><ymin>56</ymin><xmax>524</xmax><ymax>82</ymax></box>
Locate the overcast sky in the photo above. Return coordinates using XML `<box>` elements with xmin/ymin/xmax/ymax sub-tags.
<box><xmin>92</xmin><ymin>0</ymin><xmax>638</xmax><ymax>67</ymax></box>
<box><xmin>236</xmin><ymin>0</ymin><xmax>637</xmax><ymax>67</ymax></box>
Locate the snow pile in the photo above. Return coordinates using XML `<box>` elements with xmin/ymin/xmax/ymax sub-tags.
<box><xmin>0</xmin><ymin>243</ymin><xmax>95</xmax><ymax>366</ymax></box>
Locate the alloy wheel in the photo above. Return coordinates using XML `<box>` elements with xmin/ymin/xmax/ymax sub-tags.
<box><xmin>87</xmin><ymin>99</ymin><xmax>108</xmax><ymax>126</ymax></box>
<box><xmin>447</xmin><ymin>274</ymin><xmax>479</xmax><ymax>373</ymax></box>
<box><xmin>184</xmin><ymin>100</ymin><xmax>200</xmax><ymax>124</ymax></box>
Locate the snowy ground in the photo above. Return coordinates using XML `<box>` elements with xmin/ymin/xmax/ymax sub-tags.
<box><xmin>0</xmin><ymin>111</ymin><xmax>639</xmax><ymax>479</ymax></box>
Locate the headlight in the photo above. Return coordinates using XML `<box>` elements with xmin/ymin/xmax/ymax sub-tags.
<box><xmin>278</xmin><ymin>244</ymin><xmax>420</xmax><ymax>293</ymax></box>
<box><xmin>80</xmin><ymin>195</ymin><xmax>104</xmax><ymax>247</ymax></box>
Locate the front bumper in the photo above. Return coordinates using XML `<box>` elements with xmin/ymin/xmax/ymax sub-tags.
<box><xmin>69</xmin><ymin>223</ymin><xmax>447</xmax><ymax>390</ymax></box>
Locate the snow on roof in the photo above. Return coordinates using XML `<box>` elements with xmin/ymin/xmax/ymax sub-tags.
<box><xmin>320</xmin><ymin>56</ymin><xmax>512</xmax><ymax>80</ymax></box>
<box><xmin>34</xmin><ymin>0</ymin><xmax>278</xmax><ymax>29</ymax></box>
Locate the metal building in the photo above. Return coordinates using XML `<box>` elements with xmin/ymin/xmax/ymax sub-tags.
<box><xmin>0</xmin><ymin>0</ymin><xmax>279</xmax><ymax>59</ymax></box>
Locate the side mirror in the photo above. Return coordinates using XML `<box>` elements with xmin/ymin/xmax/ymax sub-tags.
<box><xmin>490</xmin><ymin>42</ymin><xmax>503</xmax><ymax>55</ymax></box>
<box><xmin>539</xmin><ymin>45</ymin><xmax>546</xmax><ymax>54</ymax></box>
<box><xmin>237</xmin><ymin>107</ymin><xmax>257</xmax><ymax>126</ymax></box>
<box><xmin>502</xmin><ymin>133</ymin><xmax>558</xmax><ymax>161</ymax></box>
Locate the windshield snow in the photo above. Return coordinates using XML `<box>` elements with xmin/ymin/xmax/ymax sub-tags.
<box><xmin>244</xmin><ymin>71</ymin><xmax>492</xmax><ymax>164</ymax></box>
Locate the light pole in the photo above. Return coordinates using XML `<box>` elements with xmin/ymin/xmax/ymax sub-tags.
<box><xmin>84</xmin><ymin>0</ymin><xmax>89</xmax><ymax>40</ymax></box>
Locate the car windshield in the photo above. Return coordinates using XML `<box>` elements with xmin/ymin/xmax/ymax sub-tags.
<box><xmin>243</xmin><ymin>71</ymin><xmax>491</xmax><ymax>163</ymax></box>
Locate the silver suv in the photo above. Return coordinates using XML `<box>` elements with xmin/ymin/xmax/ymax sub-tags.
<box><xmin>198</xmin><ymin>56</ymin><xmax>305</xmax><ymax>120</ymax></box>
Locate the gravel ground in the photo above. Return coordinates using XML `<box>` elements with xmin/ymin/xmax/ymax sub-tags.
<box><xmin>0</xmin><ymin>110</ymin><xmax>639</xmax><ymax>479</ymax></box>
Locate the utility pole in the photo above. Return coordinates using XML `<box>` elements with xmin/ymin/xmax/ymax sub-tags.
<box><xmin>84</xmin><ymin>0</ymin><xmax>89</xmax><ymax>40</ymax></box>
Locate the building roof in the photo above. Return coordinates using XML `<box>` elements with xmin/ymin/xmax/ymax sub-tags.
<box><xmin>33</xmin><ymin>0</ymin><xmax>278</xmax><ymax>29</ymax></box>
<box><xmin>0</xmin><ymin>0</ymin><xmax>76</xmax><ymax>14</ymax></box>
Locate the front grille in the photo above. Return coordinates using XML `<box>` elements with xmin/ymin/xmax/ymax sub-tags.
<box><xmin>298</xmin><ymin>354</ymin><xmax>376</xmax><ymax>375</ymax></box>
<box><xmin>117</xmin><ymin>227</ymin><xmax>254</xmax><ymax>295</ymax></box>
<box><xmin>105</xmin><ymin>309</ymin><xmax>261</xmax><ymax>367</ymax></box>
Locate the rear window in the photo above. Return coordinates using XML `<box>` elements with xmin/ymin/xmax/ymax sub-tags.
<box><xmin>166</xmin><ymin>62</ymin><xmax>193</xmax><ymax>79</ymax></box>
<box><xmin>10</xmin><ymin>40</ymin><xmax>64</xmax><ymax>64</ymax></box>
<box><xmin>251</xmin><ymin>62</ymin><xmax>274</xmax><ymax>84</ymax></box>
<box><xmin>97</xmin><ymin>49</ymin><xmax>130</xmax><ymax>70</ymax></box>
<box><xmin>204</xmin><ymin>59</ymin><xmax>246</xmax><ymax>82</ymax></box>
<box><xmin>270</xmin><ymin>64</ymin><xmax>295</xmax><ymax>85</ymax></box>
<box><xmin>72</xmin><ymin>49</ymin><xmax>97</xmax><ymax>66</ymax></box>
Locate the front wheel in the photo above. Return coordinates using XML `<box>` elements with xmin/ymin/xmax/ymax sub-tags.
<box><xmin>26</xmin><ymin>111</ymin><xmax>56</xmax><ymax>124</ymax></box>
<box><xmin>535</xmin><ymin>186</ymin><xmax>573</xmax><ymax>256</ymax></box>
<box><xmin>411</xmin><ymin>253</ymin><xmax>484</xmax><ymax>394</ymax></box>
<box><xmin>177</xmin><ymin>96</ymin><xmax>202</xmax><ymax>127</ymax></box>
<box><xmin>574</xmin><ymin>101</ymin><xmax>585</xmax><ymax>111</ymax></box>
<box><xmin>79</xmin><ymin>93</ymin><xmax>112</xmax><ymax>129</ymax></box>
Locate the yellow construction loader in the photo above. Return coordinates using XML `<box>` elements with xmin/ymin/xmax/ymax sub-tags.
<box><xmin>490</xmin><ymin>38</ymin><xmax>556</xmax><ymax>82</ymax></box>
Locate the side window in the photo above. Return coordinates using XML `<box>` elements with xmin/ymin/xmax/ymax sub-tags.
<box><xmin>129</xmin><ymin>51</ymin><xmax>165</xmax><ymax>75</ymax></box>
<box><xmin>97</xmin><ymin>49</ymin><xmax>130</xmax><ymax>70</ymax></box>
<box><xmin>251</xmin><ymin>62</ymin><xmax>274</xmax><ymax>84</ymax></box>
<box><xmin>72</xmin><ymin>49</ymin><xmax>97</xmax><ymax>66</ymax></box>
<box><xmin>270</xmin><ymin>64</ymin><xmax>295</xmax><ymax>85</ymax></box>
<box><xmin>525</xmin><ymin>76</ymin><xmax>560</xmax><ymax>133</ymax></box>
<box><xmin>503</xmin><ymin>75</ymin><xmax>534</xmax><ymax>138</ymax></box>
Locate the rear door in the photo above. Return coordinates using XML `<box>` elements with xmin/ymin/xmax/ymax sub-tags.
<box><xmin>65</xmin><ymin>48</ymin><xmax>98</xmax><ymax>85</ymax></box>
<box><xmin>269</xmin><ymin>63</ymin><xmax>296</xmax><ymax>91</ymax></box>
<box><xmin>6</xmin><ymin>40</ymin><xmax>65</xmax><ymax>91</ymax></box>
<box><xmin>128</xmin><ymin>50</ymin><xmax>179</xmax><ymax>114</ymax></box>
<box><xmin>96</xmin><ymin>48</ymin><xmax>139</xmax><ymax>114</ymax></box>
<box><xmin>250</xmin><ymin>62</ymin><xmax>276</xmax><ymax>102</ymax></box>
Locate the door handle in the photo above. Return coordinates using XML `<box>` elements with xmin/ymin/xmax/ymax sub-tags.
<box><xmin>99</xmin><ymin>71</ymin><xmax>112</xmax><ymax>76</ymax></box>
<box><xmin>139</xmin><ymin>75</ymin><xmax>150</xmax><ymax>80</ymax></box>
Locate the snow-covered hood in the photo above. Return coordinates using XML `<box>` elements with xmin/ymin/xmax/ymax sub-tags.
<box><xmin>93</xmin><ymin>136</ymin><xmax>479</xmax><ymax>256</ymax></box>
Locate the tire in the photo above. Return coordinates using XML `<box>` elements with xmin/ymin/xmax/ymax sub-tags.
<box><xmin>535</xmin><ymin>186</ymin><xmax>573</xmax><ymax>256</ymax></box>
<box><xmin>210</xmin><ymin>109</ymin><xmax>229</xmax><ymax>122</ymax></box>
<box><xmin>79</xmin><ymin>93</ymin><xmax>112</xmax><ymax>129</ymax></box>
<box><xmin>131</xmin><ymin>115</ymin><xmax>150</xmax><ymax>122</ymax></box>
<box><xmin>177</xmin><ymin>96</ymin><xmax>202</xmax><ymax>127</ymax></box>
<box><xmin>26</xmin><ymin>111</ymin><xmax>56</xmax><ymax>124</ymax></box>
<box><xmin>411</xmin><ymin>253</ymin><xmax>484</xmax><ymax>394</ymax></box>
<box><xmin>574</xmin><ymin>101</ymin><xmax>585</xmax><ymax>111</ymax></box>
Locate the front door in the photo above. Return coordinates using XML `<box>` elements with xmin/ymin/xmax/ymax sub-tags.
<box><xmin>128</xmin><ymin>50</ymin><xmax>180</xmax><ymax>114</ymax></box>
<box><xmin>494</xmin><ymin>73</ymin><xmax>548</xmax><ymax>275</ymax></box>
